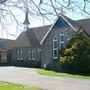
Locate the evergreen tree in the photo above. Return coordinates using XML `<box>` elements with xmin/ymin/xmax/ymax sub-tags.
<box><xmin>60</xmin><ymin>30</ymin><xmax>90</xmax><ymax>74</ymax></box>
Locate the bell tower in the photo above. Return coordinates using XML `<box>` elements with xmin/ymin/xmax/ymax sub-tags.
<box><xmin>23</xmin><ymin>8</ymin><xmax>30</xmax><ymax>31</ymax></box>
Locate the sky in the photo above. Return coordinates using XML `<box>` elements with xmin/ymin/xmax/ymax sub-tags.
<box><xmin>0</xmin><ymin>0</ymin><xmax>90</xmax><ymax>39</ymax></box>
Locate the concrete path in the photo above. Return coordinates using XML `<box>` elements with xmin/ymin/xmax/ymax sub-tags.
<box><xmin>0</xmin><ymin>66</ymin><xmax>90</xmax><ymax>90</ymax></box>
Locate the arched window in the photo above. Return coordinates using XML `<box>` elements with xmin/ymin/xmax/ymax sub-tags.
<box><xmin>60</xmin><ymin>32</ymin><xmax>65</xmax><ymax>49</ymax></box>
<box><xmin>53</xmin><ymin>36</ymin><xmax>58</xmax><ymax>59</ymax></box>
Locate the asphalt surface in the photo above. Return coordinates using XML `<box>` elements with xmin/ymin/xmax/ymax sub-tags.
<box><xmin>0</xmin><ymin>66</ymin><xmax>90</xmax><ymax>90</ymax></box>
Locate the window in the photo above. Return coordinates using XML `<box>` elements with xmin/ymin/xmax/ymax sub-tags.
<box><xmin>20</xmin><ymin>50</ymin><xmax>23</xmax><ymax>60</ymax></box>
<box><xmin>61</xmin><ymin>32</ymin><xmax>64</xmax><ymax>35</ymax></box>
<box><xmin>61</xmin><ymin>35</ymin><xmax>64</xmax><ymax>42</ymax></box>
<box><xmin>32</xmin><ymin>50</ymin><xmax>36</xmax><ymax>60</ymax></box>
<box><xmin>67</xmin><ymin>35</ymin><xmax>71</xmax><ymax>44</ymax></box>
<box><xmin>17</xmin><ymin>49</ymin><xmax>23</xmax><ymax>60</ymax></box>
<box><xmin>53</xmin><ymin>40</ymin><xmax>57</xmax><ymax>48</ymax></box>
<box><xmin>61</xmin><ymin>43</ymin><xmax>64</xmax><ymax>49</ymax></box>
<box><xmin>60</xmin><ymin>32</ymin><xmax>65</xmax><ymax>50</ymax></box>
<box><xmin>38</xmin><ymin>49</ymin><xmax>42</xmax><ymax>60</ymax></box>
<box><xmin>53</xmin><ymin>36</ymin><xmax>58</xmax><ymax>59</ymax></box>
<box><xmin>29</xmin><ymin>50</ymin><xmax>32</xmax><ymax>60</ymax></box>
<box><xmin>17</xmin><ymin>50</ymin><xmax>20</xmax><ymax>60</ymax></box>
<box><xmin>53</xmin><ymin>50</ymin><xmax>58</xmax><ymax>58</ymax></box>
<box><xmin>28</xmin><ymin>49</ymin><xmax>36</xmax><ymax>60</ymax></box>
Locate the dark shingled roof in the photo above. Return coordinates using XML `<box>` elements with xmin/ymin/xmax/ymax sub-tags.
<box><xmin>12</xmin><ymin>17</ymin><xmax>90</xmax><ymax>48</ymax></box>
<box><xmin>12</xmin><ymin>25</ymin><xmax>51</xmax><ymax>48</ymax></box>
<box><xmin>29</xmin><ymin>25</ymin><xmax>51</xmax><ymax>43</ymax></box>
<box><xmin>76</xmin><ymin>19</ymin><xmax>90</xmax><ymax>36</ymax></box>
<box><xmin>12</xmin><ymin>32</ymin><xmax>31</xmax><ymax>48</ymax></box>
<box><xmin>0</xmin><ymin>38</ymin><xmax>14</xmax><ymax>49</ymax></box>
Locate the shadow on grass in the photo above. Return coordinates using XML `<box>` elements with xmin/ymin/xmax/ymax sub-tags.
<box><xmin>44</xmin><ymin>65</ymin><xmax>90</xmax><ymax>77</ymax></box>
<box><xmin>54</xmin><ymin>69</ymin><xmax>90</xmax><ymax>77</ymax></box>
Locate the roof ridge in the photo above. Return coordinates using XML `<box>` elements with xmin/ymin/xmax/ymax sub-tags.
<box><xmin>29</xmin><ymin>25</ymin><xmax>51</xmax><ymax>29</ymax></box>
<box><xmin>0</xmin><ymin>38</ymin><xmax>14</xmax><ymax>41</ymax></box>
<box><xmin>76</xmin><ymin>18</ymin><xmax>90</xmax><ymax>21</ymax></box>
<box><xmin>40</xmin><ymin>14</ymin><xmax>77</xmax><ymax>45</ymax></box>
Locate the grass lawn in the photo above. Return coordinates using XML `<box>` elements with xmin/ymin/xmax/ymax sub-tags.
<box><xmin>38</xmin><ymin>70</ymin><xmax>90</xmax><ymax>79</ymax></box>
<box><xmin>0</xmin><ymin>81</ymin><xmax>42</xmax><ymax>90</ymax></box>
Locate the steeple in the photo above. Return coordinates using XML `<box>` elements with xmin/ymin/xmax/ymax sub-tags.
<box><xmin>23</xmin><ymin>8</ymin><xmax>30</xmax><ymax>30</ymax></box>
<box><xmin>60</xmin><ymin>7</ymin><xmax>64</xmax><ymax>15</ymax></box>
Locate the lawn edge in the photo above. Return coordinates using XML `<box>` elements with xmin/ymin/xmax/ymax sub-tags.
<box><xmin>37</xmin><ymin>70</ymin><xmax>90</xmax><ymax>79</ymax></box>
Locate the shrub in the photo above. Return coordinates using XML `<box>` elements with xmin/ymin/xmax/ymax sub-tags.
<box><xmin>60</xmin><ymin>30</ymin><xmax>90</xmax><ymax>74</ymax></box>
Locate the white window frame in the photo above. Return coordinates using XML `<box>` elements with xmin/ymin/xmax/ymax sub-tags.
<box><xmin>20</xmin><ymin>50</ymin><xmax>23</xmax><ymax>60</ymax></box>
<box><xmin>60</xmin><ymin>32</ymin><xmax>65</xmax><ymax>50</ymax></box>
<box><xmin>29</xmin><ymin>49</ymin><xmax>32</xmax><ymax>60</ymax></box>
<box><xmin>17</xmin><ymin>49</ymin><xmax>23</xmax><ymax>60</ymax></box>
<box><xmin>67</xmin><ymin>35</ymin><xmax>71</xmax><ymax>44</ymax></box>
<box><xmin>53</xmin><ymin>36</ymin><xmax>58</xmax><ymax>59</ymax></box>
<box><xmin>38</xmin><ymin>49</ymin><xmax>42</xmax><ymax>52</ymax></box>
<box><xmin>32</xmin><ymin>50</ymin><xmax>36</xmax><ymax>60</ymax></box>
<box><xmin>38</xmin><ymin>49</ymin><xmax>42</xmax><ymax>60</ymax></box>
<box><xmin>17</xmin><ymin>50</ymin><xmax>20</xmax><ymax>60</ymax></box>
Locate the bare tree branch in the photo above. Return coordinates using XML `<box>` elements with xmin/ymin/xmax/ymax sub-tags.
<box><xmin>0</xmin><ymin>0</ymin><xmax>90</xmax><ymax>38</ymax></box>
<box><xmin>0</xmin><ymin>0</ymin><xmax>7</xmax><ymax>4</ymax></box>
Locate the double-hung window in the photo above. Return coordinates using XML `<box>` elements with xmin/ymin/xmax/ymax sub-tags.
<box><xmin>28</xmin><ymin>49</ymin><xmax>36</xmax><ymax>60</ymax></box>
<box><xmin>60</xmin><ymin>32</ymin><xmax>65</xmax><ymax>50</ymax></box>
<box><xmin>17</xmin><ymin>50</ymin><xmax>20</xmax><ymax>60</ymax></box>
<box><xmin>17</xmin><ymin>49</ymin><xmax>23</xmax><ymax>60</ymax></box>
<box><xmin>29</xmin><ymin>50</ymin><xmax>32</xmax><ymax>60</ymax></box>
<box><xmin>67</xmin><ymin>35</ymin><xmax>71</xmax><ymax>44</ymax></box>
<box><xmin>32</xmin><ymin>50</ymin><xmax>36</xmax><ymax>60</ymax></box>
<box><xmin>53</xmin><ymin>36</ymin><xmax>58</xmax><ymax>59</ymax></box>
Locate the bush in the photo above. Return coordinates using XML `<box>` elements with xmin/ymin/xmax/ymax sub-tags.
<box><xmin>43</xmin><ymin>62</ymin><xmax>61</xmax><ymax>71</ymax></box>
<box><xmin>60</xmin><ymin>31</ymin><xmax>90</xmax><ymax>74</ymax></box>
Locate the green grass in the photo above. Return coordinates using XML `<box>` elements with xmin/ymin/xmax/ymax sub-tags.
<box><xmin>37</xmin><ymin>70</ymin><xmax>90</xmax><ymax>79</ymax></box>
<box><xmin>0</xmin><ymin>81</ymin><xmax>42</xmax><ymax>90</ymax></box>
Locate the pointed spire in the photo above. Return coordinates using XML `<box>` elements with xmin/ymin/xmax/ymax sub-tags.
<box><xmin>61</xmin><ymin>7</ymin><xmax>64</xmax><ymax>15</ymax></box>
<box><xmin>23</xmin><ymin>8</ymin><xmax>30</xmax><ymax>25</ymax></box>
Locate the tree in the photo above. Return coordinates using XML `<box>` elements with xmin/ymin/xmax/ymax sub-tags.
<box><xmin>60</xmin><ymin>30</ymin><xmax>90</xmax><ymax>74</ymax></box>
<box><xmin>0</xmin><ymin>0</ymin><xmax>90</xmax><ymax>38</ymax></box>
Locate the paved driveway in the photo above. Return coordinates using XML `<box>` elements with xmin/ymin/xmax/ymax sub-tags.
<box><xmin>0</xmin><ymin>66</ymin><xmax>90</xmax><ymax>90</ymax></box>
